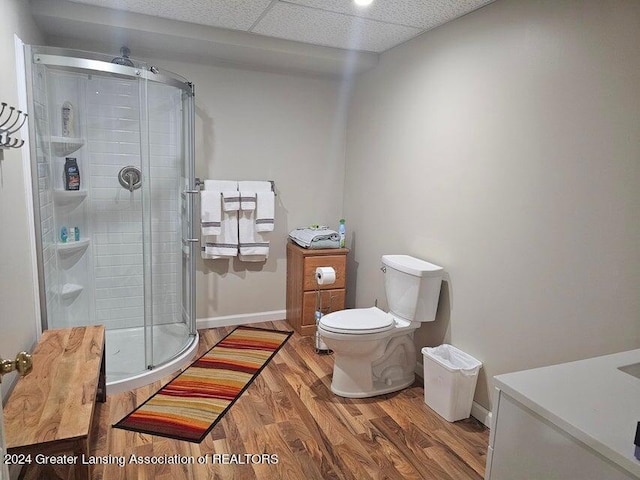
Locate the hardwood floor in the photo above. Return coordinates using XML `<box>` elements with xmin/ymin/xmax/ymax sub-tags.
<box><xmin>21</xmin><ymin>321</ymin><xmax>489</xmax><ymax>480</ymax></box>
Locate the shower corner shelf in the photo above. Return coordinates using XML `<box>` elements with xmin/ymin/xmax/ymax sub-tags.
<box><xmin>53</xmin><ymin>189</ymin><xmax>87</xmax><ymax>206</ymax></box>
<box><xmin>56</xmin><ymin>238</ymin><xmax>90</xmax><ymax>256</ymax></box>
<box><xmin>50</xmin><ymin>136</ymin><xmax>84</xmax><ymax>156</ymax></box>
<box><xmin>57</xmin><ymin>283</ymin><xmax>83</xmax><ymax>302</ymax></box>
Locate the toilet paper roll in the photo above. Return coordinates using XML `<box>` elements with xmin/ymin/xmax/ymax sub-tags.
<box><xmin>315</xmin><ymin>266</ymin><xmax>336</xmax><ymax>285</ymax></box>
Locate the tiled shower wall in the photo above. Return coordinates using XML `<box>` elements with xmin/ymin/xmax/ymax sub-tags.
<box><xmin>86</xmin><ymin>77</ymin><xmax>182</xmax><ymax>330</ymax></box>
<box><xmin>87</xmin><ymin>76</ymin><xmax>145</xmax><ymax>330</ymax></box>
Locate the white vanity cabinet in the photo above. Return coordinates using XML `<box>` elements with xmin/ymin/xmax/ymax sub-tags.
<box><xmin>485</xmin><ymin>350</ymin><xmax>640</xmax><ymax>480</ymax></box>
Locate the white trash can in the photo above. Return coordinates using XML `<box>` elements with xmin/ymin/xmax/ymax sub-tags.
<box><xmin>422</xmin><ymin>344</ymin><xmax>482</xmax><ymax>422</ymax></box>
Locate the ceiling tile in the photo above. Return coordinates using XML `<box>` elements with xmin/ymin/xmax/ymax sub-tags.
<box><xmin>253</xmin><ymin>2</ymin><xmax>422</xmax><ymax>52</ymax></box>
<box><xmin>66</xmin><ymin>0</ymin><xmax>273</xmax><ymax>30</ymax></box>
<box><xmin>284</xmin><ymin>0</ymin><xmax>495</xmax><ymax>30</ymax></box>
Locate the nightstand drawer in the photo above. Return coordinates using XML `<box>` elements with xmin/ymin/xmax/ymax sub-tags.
<box><xmin>303</xmin><ymin>255</ymin><xmax>346</xmax><ymax>290</ymax></box>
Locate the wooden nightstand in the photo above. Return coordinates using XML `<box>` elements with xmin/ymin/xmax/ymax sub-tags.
<box><xmin>286</xmin><ymin>241</ymin><xmax>348</xmax><ymax>336</ymax></box>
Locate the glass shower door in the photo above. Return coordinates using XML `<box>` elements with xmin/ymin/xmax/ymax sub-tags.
<box><xmin>27</xmin><ymin>46</ymin><xmax>198</xmax><ymax>389</ymax></box>
<box><xmin>141</xmin><ymin>79</ymin><xmax>196</xmax><ymax>370</ymax></box>
<box><xmin>181</xmin><ymin>85</ymin><xmax>196</xmax><ymax>336</ymax></box>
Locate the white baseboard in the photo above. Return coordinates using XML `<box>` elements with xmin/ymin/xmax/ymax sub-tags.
<box><xmin>471</xmin><ymin>401</ymin><xmax>492</xmax><ymax>428</ymax></box>
<box><xmin>415</xmin><ymin>361</ymin><xmax>492</xmax><ymax>428</ymax></box>
<box><xmin>196</xmin><ymin>310</ymin><xmax>287</xmax><ymax>330</ymax></box>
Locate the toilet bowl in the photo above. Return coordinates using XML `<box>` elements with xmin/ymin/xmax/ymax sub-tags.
<box><xmin>318</xmin><ymin>255</ymin><xmax>443</xmax><ymax>398</ymax></box>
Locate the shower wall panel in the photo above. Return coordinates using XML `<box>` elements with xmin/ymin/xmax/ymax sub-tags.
<box><xmin>86</xmin><ymin>78</ymin><xmax>181</xmax><ymax>331</ymax></box>
<box><xmin>87</xmin><ymin>77</ymin><xmax>144</xmax><ymax>330</ymax></box>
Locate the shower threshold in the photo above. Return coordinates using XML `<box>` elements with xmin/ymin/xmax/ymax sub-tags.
<box><xmin>106</xmin><ymin>323</ymin><xmax>198</xmax><ymax>394</ymax></box>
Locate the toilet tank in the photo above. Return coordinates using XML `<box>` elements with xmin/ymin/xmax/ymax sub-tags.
<box><xmin>382</xmin><ymin>255</ymin><xmax>444</xmax><ymax>322</ymax></box>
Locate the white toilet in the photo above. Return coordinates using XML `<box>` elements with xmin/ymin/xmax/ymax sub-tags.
<box><xmin>318</xmin><ymin>254</ymin><xmax>443</xmax><ymax>398</ymax></box>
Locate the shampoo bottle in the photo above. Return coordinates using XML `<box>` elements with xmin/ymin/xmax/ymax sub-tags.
<box><xmin>63</xmin><ymin>157</ymin><xmax>80</xmax><ymax>191</ymax></box>
<box><xmin>61</xmin><ymin>101</ymin><xmax>74</xmax><ymax>137</ymax></box>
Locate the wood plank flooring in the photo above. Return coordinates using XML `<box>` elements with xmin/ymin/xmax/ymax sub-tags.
<box><xmin>20</xmin><ymin>321</ymin><xmax>489</xmax><ymax>480</ymax></box>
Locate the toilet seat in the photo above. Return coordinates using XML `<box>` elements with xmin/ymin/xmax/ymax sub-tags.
<box><xmin>319</xmin><ymin>307</ymin><xmax>394</xmax><ymax>335</ymax></box>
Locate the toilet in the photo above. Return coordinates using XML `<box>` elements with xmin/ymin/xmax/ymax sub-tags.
<box><xmin>318</xmin><ymin>254</ymin><xmax>443</xmax><ymax>398</ymax></box>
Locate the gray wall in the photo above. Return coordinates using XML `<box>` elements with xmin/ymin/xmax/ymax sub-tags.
<box><xmin>145</xmin><ymin>59</ymin><xmax>347</xmax><ymax>321</ymax></box>
<box><xmin>0</xmin><ymin>0</ymin><xmax>43</xmax><ymax>401</ymax></box>
<box><xmin>344</xmin><ymin>0</ymin><xmax>640</xmax><ymax>410</ymax></box>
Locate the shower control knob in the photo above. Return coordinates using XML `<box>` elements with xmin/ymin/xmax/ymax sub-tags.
<box><xmin>118</xmin><ymin>165</ymin><xmax>142</xmax><ymax>192</ymax></box>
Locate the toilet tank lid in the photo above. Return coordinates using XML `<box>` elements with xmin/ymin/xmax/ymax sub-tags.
<box><xmin>382</xmin><ymin>255</ymin><xmax>443</xmax><ymax>277</ymax></box>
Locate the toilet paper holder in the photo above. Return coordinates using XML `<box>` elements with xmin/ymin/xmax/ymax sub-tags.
<box><xmin>315</xmin><ymin>266</ymin><xmax>336</xmax><ymax>285</ymax></box>
<box><xmin>314</xmin><ymin>266</ymin><xmax>336</xmax><ymax>354</ymax></box>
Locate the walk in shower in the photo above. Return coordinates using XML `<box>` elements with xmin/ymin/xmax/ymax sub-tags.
<box><xmin>25</xmin><ymin>46</ymin><xmax>198</xmax><ymax>393</ymax></box>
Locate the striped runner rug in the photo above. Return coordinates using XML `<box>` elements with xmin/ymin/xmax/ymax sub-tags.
<box><xmin>113</xmin><ymin>326</ymin><xmax>293</xmax><ymax>443</ymax></box>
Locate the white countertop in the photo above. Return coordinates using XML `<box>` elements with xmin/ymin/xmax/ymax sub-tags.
<box><xmin>494</xmin><ymin>349</ymin><xmax>640</xmax><ymax>477</ymax></box>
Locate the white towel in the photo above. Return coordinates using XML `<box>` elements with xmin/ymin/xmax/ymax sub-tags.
<box><xmin>240</xmin><ymin>191</ymin><xmax>256</xmax><ymax>211</ymax></box>
<box><xmin>200</xmin><ymin>190</ymin><xmax>221</xmax><ymax>236</ymax></box>
<box><xmin>201</xmin><ymin>211</ymin><xmax>238</xmax><ymax>259</ymax></box>
<box><xmin>205</xmin><ymin>180</ymin><xmax>237</xmax><ymax>191</ymax></box>
<box><xmin>238</xmin><ymin>180</ymin><xmax>272</xmax><ymax>193</ymax></box>
<box><xmin>222</xmin><ymin>190</ymin><xmax>240</xmax><ymax>211</ymax></box>
<box><xmin>255</xmin><ymin>191</ymin><xmax>275</xmax><ymax>232</ymax></box>
<box><xmin>238</xmin><ymin>211</ymin><xmax>269</xmax><ymax>260</ymax></box>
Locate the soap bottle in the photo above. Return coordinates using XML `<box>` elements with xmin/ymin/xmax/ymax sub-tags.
<box><xmin>61</xmin><ymin>101</ymin><xmax>74</xmax><ymax>137</ymax></box>
<box><xmin>63</xmin><ymin>157</ymin><xmax>80</xmax><ymax>190</ymax></box>
<box><xmin>338</xmin><ymin>219</ymin><xmax>346</xmax><ymax>248</ymax></box>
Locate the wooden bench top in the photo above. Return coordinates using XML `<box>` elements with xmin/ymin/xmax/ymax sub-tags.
<box><xmin>4</xmin><ymin>326</ymin><xmax>105</xmax><ymax>451</ymax></box>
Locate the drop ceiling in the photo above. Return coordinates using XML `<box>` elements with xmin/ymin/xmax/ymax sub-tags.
<box><xmin>61</xmin><ymin>0</ymin><xmax>494</xmax><ymax>53</ymax></box>
<box><xmin>29</xmin><ymin>0</ymin><xmax>495</xmax><ymax>77</ymax></box>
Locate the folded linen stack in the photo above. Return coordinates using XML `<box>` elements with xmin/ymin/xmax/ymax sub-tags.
<box><xmin>238</xmin><ymin>180</ymin><xmax>274</xmax><ymax>262</ymax></box>
<box><xmin>288</xmin><ymin>226</ymin><xmax>340</xmax><ymax>249</ymax></box>
<box><xmin>201</xmin><ymin>180</ymin><xmax>239</xmax><ymax>259</ymax></box>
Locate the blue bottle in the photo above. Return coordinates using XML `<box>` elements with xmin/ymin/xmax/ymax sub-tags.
<box><xmin>60</xmin><ymin>226</ymin><xmax>68</xmax><ymax>243</ymax></box>
<box><xmin>338</xmin><ymin>219</ymin><xmax>346</xmax><ymax>248</ymax></box>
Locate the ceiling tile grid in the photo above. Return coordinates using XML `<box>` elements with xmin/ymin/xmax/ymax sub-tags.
<box><xmin>66</xmin><ymin>0</ymin><xmax>273</xmax><ymax>31</ymax></box>
<box><xmin>63</xmin><ymin>0</ymin><xmax>496</xmax><ymax>53</ymax></box>
<box><xmin>253</xmin><ymin>2</ymin><xmax>423</xmax><ymax>53</ymax></box>
<box><xmin>283</xmin><ymin>0</ymin><xmax>494</xmax><ymax>30</ymax></box>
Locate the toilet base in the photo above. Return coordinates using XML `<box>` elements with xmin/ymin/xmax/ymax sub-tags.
<box><xmin>330</xmin><ymin>374</ymin><xmax>416</xmax><ymax>398</ymax></box>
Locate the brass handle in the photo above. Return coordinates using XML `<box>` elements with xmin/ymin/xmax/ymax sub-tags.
<box><xmin>0</xmin><ymin>351</ymin><xmax>33</xmax><ymax>383</ymax></box>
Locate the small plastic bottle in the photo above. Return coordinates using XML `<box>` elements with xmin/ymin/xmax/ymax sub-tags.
<box><xmin>338</xmin><ymin>219</ymin><xmax>346</xmax><ymax>248</ymax></box>
<box><xmin>61</xmin><ymin>101</ymin><xmax>74</xmax><ymax>137</ymax></box>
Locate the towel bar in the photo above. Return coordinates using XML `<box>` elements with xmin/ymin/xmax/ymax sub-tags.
<box><xmin>195</xmin><ymin>178</ymin><xmax>277</xmax><ymax>195</ymax></box>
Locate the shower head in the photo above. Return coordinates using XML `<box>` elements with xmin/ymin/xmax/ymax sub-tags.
<box><xmin>112</xmin><ymin>46</ymin><xmax>135</xmax><ymax>67</ymax></box>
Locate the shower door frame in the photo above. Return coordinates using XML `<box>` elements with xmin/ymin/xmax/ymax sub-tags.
<box><xmin>24</xmin><ymin>46</ymin><xmax>197</xmax><ymax>372</ymax></box>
